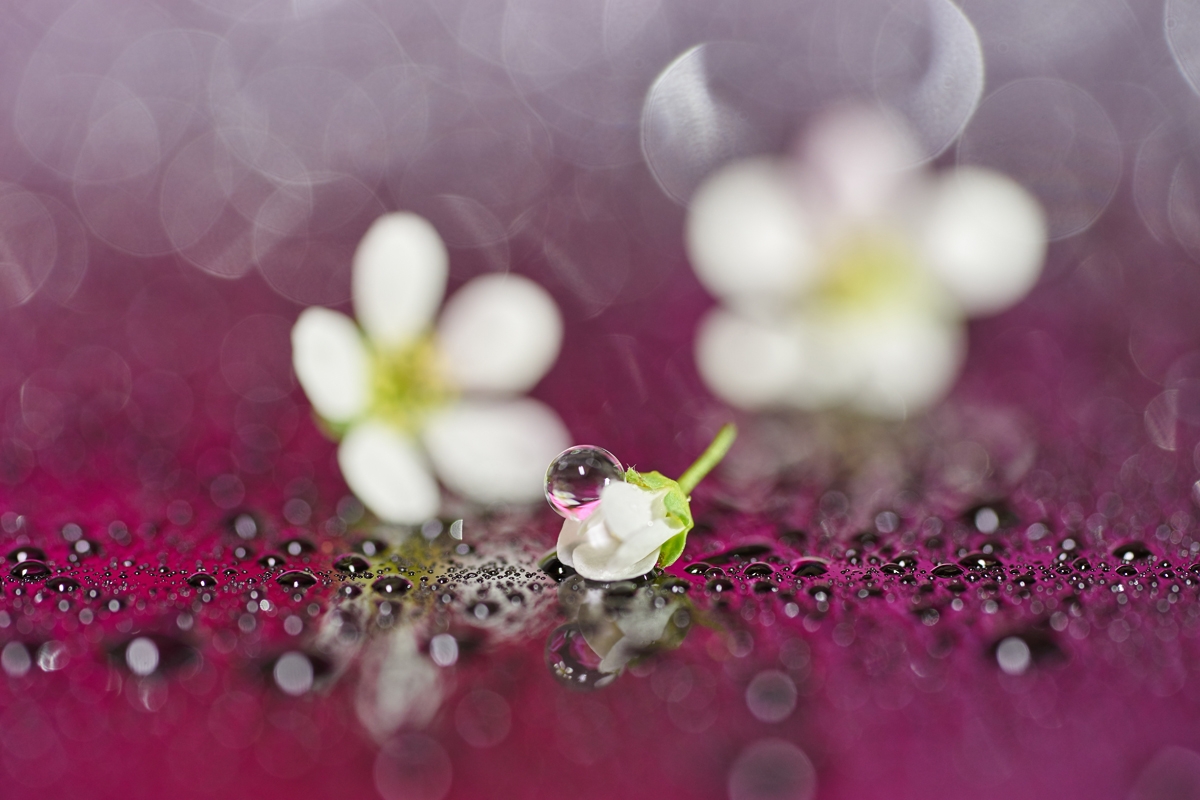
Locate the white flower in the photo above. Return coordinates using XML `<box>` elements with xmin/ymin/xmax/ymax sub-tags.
<box><xmin>687</xmin><ymin>105</ymin><xmax>1048</xmax><ymax>418</ymax></box>
<box><xmin>292</xmin><ymin>212</ymin><xmax>570</xmax><ymax>524</ymax></box>
<box><xmin>556</xmin><ymin>481</ymin><xmax>685</xmax><ymax>582</ymax></box>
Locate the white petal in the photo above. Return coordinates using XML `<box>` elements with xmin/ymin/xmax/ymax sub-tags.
<box><xmin>686</xmin><ymin>158</ymin><xmax>819</xmax><ymax>311</ymax></box>
<box><xmin>338</xmin><ymin>420</ymin><xmax>440</xmax><ymax>524</ymax></box>
<box><xmin>802</xmin><ymin>310</ymin><xmax>964</xmax><ymax>419</ymax></box>
<box><xmin>920</xmin><ymin>167</ymin><xmax>1047</xmax><ymax>315</ymax></box>
<box><xmin>352</xmin><ymin>213</ymin><xmax>448</xmax><ymax>348</ymax></box>
<box><xmin>422</xmin><ymin>398</ymin><xmax>570</xmax><ymax>505</ymax></box>
<box><xmin>801</xmin><ymin>104</ymin><xmax>921</xmax><ymax>224</ymax></box>
<box><xmin>436</xmin><ymin>274</ymin><xmax>562</xmax><ymax>394</ymax></box>
<box><xmin>695</xmin><ymin>309</ymin><xmax>805</xmax><ymax>410</ymax></box>
<box><xmin>613</xmin><ymin>518</ymin><xmax>678</xmax><ymax>567</ymax></box>
<box><xmin>556</xmin><ymin>517</ymin><xmax>587</xmax><ymax>567</ymax></box>
<box><xmin>571</xmin><ymin>544</ymin><xmax>659</xmax><ymax>582</ymax></box>
<box><xmin>599</xmin><ymin>482</ymin><xmax>656</xmax><ymax>541</ymax></box>
<box><xmin>291</xmin><ymin>307</ymin><xmax>370</xmax><ymax>423</ymax></box>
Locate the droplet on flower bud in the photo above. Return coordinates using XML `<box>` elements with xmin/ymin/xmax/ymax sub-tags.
<box><xmin>544</xmin><ymin>446</ymin><xmax>623</xmax><ymax>520</ymax></box>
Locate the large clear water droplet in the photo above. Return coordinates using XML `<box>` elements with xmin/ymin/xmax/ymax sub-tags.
<box><xmin>545</xmin><ymin>446</ymin><xmax>623</xmax><ymax>519</ymax></box>
<box><xmin>545</xmin><ymin>624</ymin><xmax>615</xmax><ymax>690</ymax></box>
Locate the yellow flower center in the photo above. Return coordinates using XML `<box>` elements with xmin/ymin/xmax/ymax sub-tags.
<box><xmin>368</xmin><ymin>335</ymin><xmax>455</xmax><ymax>432</ymax></box>
<box><xmin>811</xmin><ymin>230</ymin><xmax>948</xmax><ymax>315</ymax></box>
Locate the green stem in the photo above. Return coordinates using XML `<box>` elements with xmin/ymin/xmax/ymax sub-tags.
<box><xmin>677</xmin><ymin>423</ymin><xmax>737</xmax><ymax>495</ymax></box>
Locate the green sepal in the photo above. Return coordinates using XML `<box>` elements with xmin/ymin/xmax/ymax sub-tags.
<box><xmin>625</xmin><ymin>468</ymin><xmax>693</xmax><ymax>569</ymax></box>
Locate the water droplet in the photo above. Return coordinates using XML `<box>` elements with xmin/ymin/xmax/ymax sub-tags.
<box><xmin>429</xmin><ymin>633</ymin><xmax>459</xmax><ymax>667</ymax></box>
<box><xmin>355</xmin><ymin>539</ymin><xmax>388</xmax><ymax>557</ymax></box>
<box><xmin>958</xmin><ymin>553</ymin><xmax>1002</xmax><ymax>570</ymax></box>
<box><xmin>227</xmin><ymin>511</ymin><xmax>260</xmax><ymax>540</ymax></box>
<box><xmin>545</xmin><ymin>446</ymin><xmax>624</xmax><ymax>519</ymax></box>
<box><xmin>10</xmin><ymin>560</ymin><xmax>50</xmax><ymax>581</ymax></box>
<box><xmin>186</xmin><ymin>572</ymin><xmax>218</xmax><ymax>589</ymax></box>
<box><xmin>685</xmin><ymin>562</ymin><xmax>711</xmax><ymax>575</ymax></box>
<box><xmin>707</xmin><ymin>544</ymin><xmax>775</xmax><ymax>564</ymax></box>
<box><xmin>1116</xmin><ymin>564</ymin><xmax>1139</xmax><ymax>577</ymax></box>
<box><xmin>707</xmin><ymin>578</ymin><xmax>735</xmax><ymax>593</ymax></box>
<box><xmin>125</xmin><ymin>637</ymin><xmax>160</xmax><ymax>676</ymax></box>
<box><xmin>1113</xmin><ymin>541</ymin><xmax>1153</xmax><ymax>561</ymax></box>
<box><xmin>372</xmin><ymin>576</ymin><xmax>412</xmax><ymax>596</ymax></box>
<box><xmin>894</xmin><ymin>552</ymin><xmax>919</xmax><ymax>570</ymax></box>
<box><xmin>880</xmin><ymin>563</ymin><xmax>904</xmax><ymax>575</ymax></box>
<box><xmin>995</xmin><ymin>636</ymin><xmax>1031</xmax><ymax>675</ymax></box>
<box><xmin>744</xmin><ymin>563</ymin><xmax>774</xmax><ymax>578</ymax></box>
<box><xmin>545</xmin><ymin>624</ymin><xmax>615</xmax><ymax>690</ymax></box>
<box><xmin>338</xmin><ymin>584</ymin><xmax>363</xmax><ymax>599</ymax></box>
<box><xmin>273</xmin><ymin>651</ymin><xmax>314</xmax><ymax>696</ymax></box>
<box><xmin>792</xmin><ymin>560</ymin><xmax>828</xmax><ymax>577</ymax></box>
<box><xmin>259</xmin><ymin>554</ymin><xmax>286</xmax><ymax>569</ymax></box>
<box><xmin>6</xmin><ymin>546</ymin><xmax>45</xmax><ymax>563</ymax></box>
<box><xmin>334</xmin><ymin>555</ymin><xmax>370</xmax><ymax>574</ymax></box>
<box><xmin>277</xmin><ymin>570</ymin><xmax>317</xmax><ymax>591</ymax></box>
<box><xmin>1073</xmin><ymin>557</ymin><xmax>1092</xmax><ymax>571</ymax></box>
<box><xmin>46</xmin><ymin>576</ymin><xmax>79</xmax><ymax>593</ymax></box>
<box><xmin>539</xmin><ymin>553</ymin><xmax>576</xmax><ymax>583</ymax></box>
<box><xmin>931</xmin><ymin>563</ymin><xmax>963</xmax><ymax>578</ymax></box>
<box><xmin>233</xmin><ymin>545</ymin><xmax>253</xmax><ymax>560</ymax></box>
<box><xmin>281</xmin><ymin>538</ymin><xmax>314</xmax><ymax>557</ymax></box>
<box><xmin>1</xmin><ymin>642</ymin><xmax>30</xmax><ymax>677</ymax></box>
<box><xmin>662</xmin><ymin>577</ymin><xmax>690</xmax><ymax>594</ymax></box>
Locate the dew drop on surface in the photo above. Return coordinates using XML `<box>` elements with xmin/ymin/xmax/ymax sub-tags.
<box><xmin>228</xmin><ymin>512</ymin><xmax>259</xmax><ymax>540</ymax></box>
<box><xmin>356</xmin><ymin>539</ymin><xmax>388</xmax><ymax>557</ymax></box>
<box><xmin>277</xmin><ymin>571</ymin><xmax>318</xmax><ymax>591</ymax></box>
<box><xmin>372</xmin><ymin>576</ymin><xmax>413</xmax><ymax>596</ymax></box>
<box><xmin>259</xmin><ymin>554</ymin><xmax>287</xmax><ymax>569</ymax></box>
<box><xmin>545</xmin><ymin>446</ymin><xmax>623</xmax><ymax>519</ymax></box>
<box><xmin>745</xmin><ymin>670</ymin><xmax>797</xmax><ymax>723</ymax></box>
<box><xmin>728</xmin><ymin>739</ymin><xmax>816</xmax><ymax>800</ymax></box>
<box><xmin>539</xmin><ymin>553</ymin><xmax>576</xmax><ymax>583</ymax></box>
<box><xmin>334</xmin><ymin>555</ymin><xmax>370</xmax><ymax>574</ymax></box>
<box><xmin>545</xmin><ymin>624</ymin><xmax>616</xmax><ymax>690</ymax></box>
<box><xmin>1</xmin><ymin>641</ymin><xmax>30</xmax><ymax>677</ymax></box>
<box><xmin>931</xmin><ymin>563</ymin><xmax>964</xmax><ymax>578</ymax></box>
<box><xmin>125</xmin><ymin>637</ymin><xmax>160</xmax><ymax>676</ymax></box>
<box><xmin>1113</xmin><ymin>541</ymin><xmax>1153</xmax><ymax>561</ymax></box>
<box><xmin>338</xmin><ymin>584</ymin><xmax>364</xmax><ymax>599</ymax></box>
<box><xmin>37</xmin><ymin>640</ymin><xmax>68</xmax><ymax>672</ymax></box>
<box><xmin>186</xmin><ymin>572</ymin><xmax>217</xmax><ymax>589</ymax></box>
<box><xmin>46</xmin><ymin>576</ymin><xmax>80</xmax><ymax>593</ymax></box>
<box><xmin>792</xmin><ymin>560</ymin><xmax>828</xmax><ymax>577</ymax></box>
<box><xmin>281</xmin><ymin>538</ymin><xmax>315</xmax><ymax>557</ymax></box>
<box><xmin>6</xmin><ymin>546</ymin><xmax>46</xmax><ymax>563</ymax></box>
<box><xmin>429</xmin><ymin>633</ymin><xmax>459</xmax><ymax>667</ymax></box>
<box><xmin>744</xmin><ymin>563</ymin><xmax>774</xmax><ymax>578</ymax></box>
<box><xmin>958</xmin><ymin>553</ymin><xmax>1002</xmax><ymax>570</ymax></box>
<box><xmin>996</xmin><ymin>636</ymin><xmax>1032</xmax><ymax>675</ymax></box>
<box><xmin>273</xmin><ymin>651</ymin><xmax>314</xmax><ymax>696</ymax></box>
<box><xmin>10</xmin><ymin>560</ymin><xmax>51</xmax><ymax>581</ymax></box>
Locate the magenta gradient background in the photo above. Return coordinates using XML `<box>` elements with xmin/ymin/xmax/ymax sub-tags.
<box><xmin>1</xmin><ymin>0</ymin><xmax>1200</xmax><ymax>799</ymax></box>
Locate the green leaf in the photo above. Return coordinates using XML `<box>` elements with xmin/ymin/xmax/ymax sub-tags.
<box><xmin>657</xmin><ymin>530</ymin><xmax>688</xmax><ymax>568</ymax></box>
<box><xmin>626</xmin><ymin>468</ymin><xmax>693</xmax><ymax>569</ymax></box>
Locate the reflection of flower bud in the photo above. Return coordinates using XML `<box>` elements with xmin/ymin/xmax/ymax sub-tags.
<box><xmin>688</xmin><ymin>105</ymin><xmax>1047</xmax><ymax>418</ymax></box>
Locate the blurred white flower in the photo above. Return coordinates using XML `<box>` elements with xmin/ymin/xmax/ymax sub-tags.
<box><xmin>687</xmin><ymin>105</ymin><xmax>1047</xmax><ymax>418</ymax></box>
<box><xmin>556</xmin><ymin>481</ymin><xmax>686</xmax><ymax>582</ymax></box>
<box><xmin>292</xmin><ymin>212</ymin><xmax>569</xmax><ymax>524</ymax></box>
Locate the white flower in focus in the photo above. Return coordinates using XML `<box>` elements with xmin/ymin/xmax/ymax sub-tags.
<box><xmin>556</xmin><ymin>481</ymin><xmax>686</xmax><ymax>582</ymax></box>
<box><xmin>687</xmin><ymin>105</ymin><xmax>1048</xmax><ymax>418</ymax></box>
<box><xmin>292</xmin><ymin>213</ymin><xmax>570</xmax><ymax>523</ymax></box>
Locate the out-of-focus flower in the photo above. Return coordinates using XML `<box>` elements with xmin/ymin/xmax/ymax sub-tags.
<box><xmin>687</xmin><ymin>105</ymin><xmax>1047</xmax><ymax>418</ymax></box>
<box><xmin>292</xmin><ymin>213</ymin><xmax>569</xmax><ymax>524</ymax></box>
